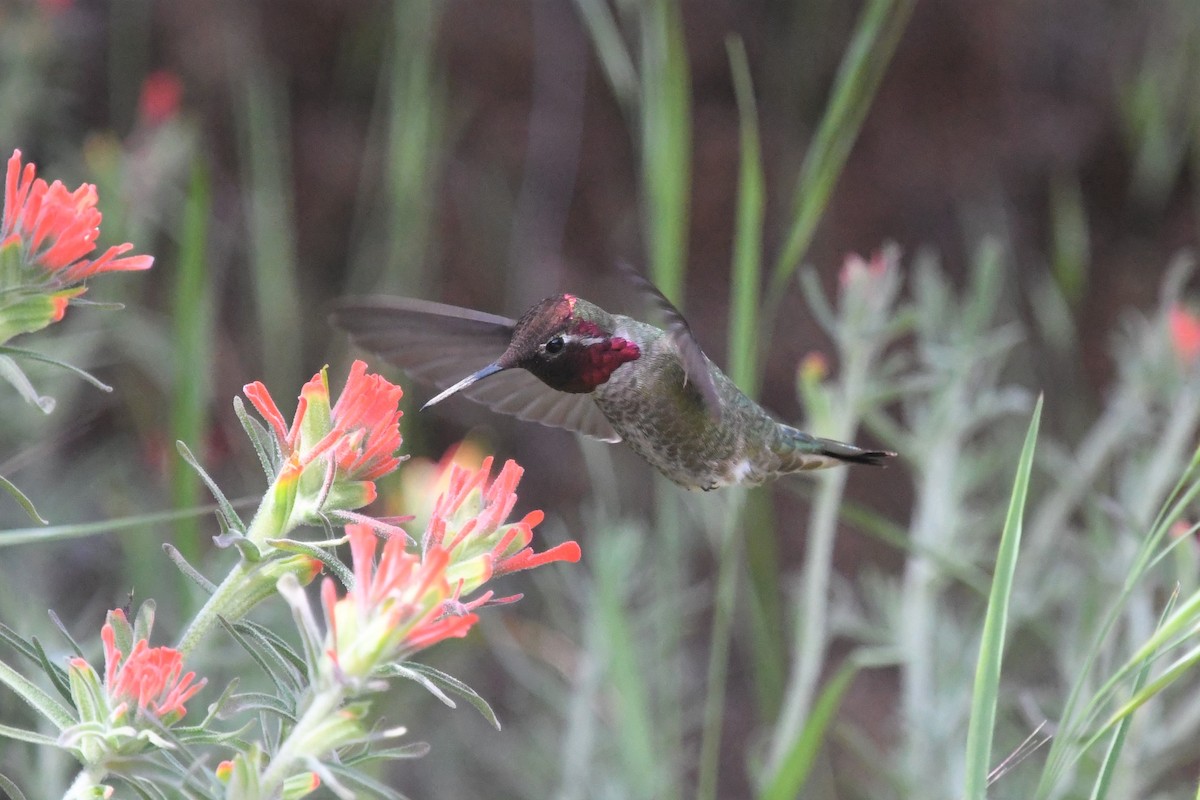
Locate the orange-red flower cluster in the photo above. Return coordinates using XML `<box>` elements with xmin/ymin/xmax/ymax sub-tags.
<box><xmin>321</xmin><ymin>524</ymin><xmax>477</xmax><ymax>675</ymax></box>
<box><xmin>98</xmin><ymin>609</ymin><xmax>205</xmax><ymax>722</ymax></box>
<box><xmin>243</xmin><ymin>360</ymin><xmax>404</xmax><ymax>511</ymax></box>
<box><xmin>2</xmin><ymin>149</ymin><xmax>153</xmax><ymax>284</ymax></box>
<box><xmin>425</xmin><ymin>456</ymin><xmax>581</xmax><ymax>601</ymax></box>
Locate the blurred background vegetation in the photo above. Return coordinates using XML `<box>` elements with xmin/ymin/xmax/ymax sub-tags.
<box><xmin>1</xmin><ymin>0</ymin><xmax>1200</xmax><ymax>797</ymax></box>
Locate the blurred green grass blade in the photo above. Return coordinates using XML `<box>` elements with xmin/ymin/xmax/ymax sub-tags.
<box><xmin>964</xmin><ymin>394</ymin><xmax>1042</xmax><ymax>800</ymax></box>
<box><xmin>725</xmin><ymin>35</ymin><xmax>765</xmax><ymax>393</ymax></box>
<box><xmin>0</xmin><ymin>501</ymin><xmax>253</xmax><ymax>548</ymax></box>
<box><xmin>382</xmin><ymin>0</ymin><xmax>443</xmax><ymax>295</ymax></box>
<box><xmin>240</xmin><ymin>67</ymin><xmax>302</xmax><ymax>387</ymax></box>
<box><xmin>1049</xmin><ymin>171</ymin><xmax>1090</xmax><ymax>305</ymax></box>
<box><xmin>1096</xmin><ymin>639</ymin><xmax>1200</xmax><ymax>740</ymax></box>
<box><xmin>766</xmin><ymin>0</ymin><xmax>916</xmax><ymax>303</ymax></box>
<box><xmin>640</xmin><ymin>0</ymin><xmax>691</xmax><ymax>304</ymax></box>
<box><xmin>724</xmin><ymin>32</ymin><xmax>787</xmax><ymax>724</ymax></box>
<box><xmin>572</xmin><ymin>0</ymin><xmax>638</xmax><ymax>116</ymax></box>
<box><xmin>169</xmin><ymin>159</ymin><xmax>213</xmax><ymax>565</ymax></box>
<box><xmin>758</xmin><ymin>659</ymin><xmax>859</xmax><ymax>800</ymax></box>
<box><xmin>1088</xmin><ymin>589</ymin><xmax>1178</xmax><ymax>800</ymax></box>
<box><xmin>593</xmin><ymin>531</ymin><xmax>665</xmax><ymax>796</ymax></box>
<box><xmin>697</xmin><ymin>490</ymin><xmax>746</xmax><ymax>800</ymax></box>
<box><xmin>1038</xmin><ymin>441</ymin><xmax>1200</xmax><ymax>796</ymax></box>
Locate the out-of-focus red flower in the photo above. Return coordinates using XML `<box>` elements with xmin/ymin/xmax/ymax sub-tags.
<box><xmin>799</xmin><ymin>351</ymin><xmax>829</xmax><ymax>383</ymax></box>
<box><xmin>425</xmin><ymin>457</ymin><xmax>581</xmax><ymax>601</ymax></box>
<box><xmin>1169</xmin><ymin>305</ymin><xmax>1200</xmax><ymax>363</ymax></box>
<box><xmin>98</xmin><ymin>609</ymin><xmax>205</xmax><ymax>724</ymax></box>
<box><xmin>321</xmin><ymin>524</ymin><xmax>477</xmax><ymax>677</ymax></box>
<box><xmin>838</xmin><ymin>250</ymin><xmax>891</xmax><ymax>288</ymax></box>
<box><xmin>137</xmin><ymin>71</ymin><xmax>184</xmax><ymax>126</ymax></box>
<box><xmin>1</xmin><ymin>149</ymin><xmax>153</xmax><ymax>285</ymax></box>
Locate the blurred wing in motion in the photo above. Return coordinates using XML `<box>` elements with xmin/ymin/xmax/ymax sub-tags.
<box><xmin>616</xmin><ymin>261</ymin><xmax>722</xmax><ymax>420</ymax></box>
<box><xmin>331</xmin><ymin>297</ymin><xmax>621</xmax><ymax>442</ymax></box>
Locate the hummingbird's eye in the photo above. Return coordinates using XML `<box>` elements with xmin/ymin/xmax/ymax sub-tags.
<box><xmin>544</xmin><ymin>335</ymin><xmax>565</xmax><ymax>355</ymax></box>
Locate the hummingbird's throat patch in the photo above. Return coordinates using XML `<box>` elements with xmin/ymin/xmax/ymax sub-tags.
<box><xmin>573</xmin><ymin>320</ymin><xmax>640</xmax><ymax>390</ymax></box>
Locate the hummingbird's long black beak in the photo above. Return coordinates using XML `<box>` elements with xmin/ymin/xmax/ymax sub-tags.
<box><xmin>421</xmin><ymin>362</ymin><xmax>506</xmax><ymax>411</ymax></box>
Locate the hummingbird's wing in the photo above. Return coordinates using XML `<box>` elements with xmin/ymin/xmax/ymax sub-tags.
<box><xmin>331</xmin><ymin>297</ymin><xmax>622</xmax><ymax>443</ymax></box>
<box><xmin>617</xmin><ymin>262</ymin><xmax>722</xmax><ymax>420</ymax></box>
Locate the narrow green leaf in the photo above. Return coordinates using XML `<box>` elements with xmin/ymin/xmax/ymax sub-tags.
<box><xmin>572</xmin><ymin>0</ymin><xmax>638</xmax><ymax>116</ymax></box>
<box><xmin>758</xmin><ymin>660</ymin><xmax>859</xmax><ymax>800</ymax></box>
<box><xmin>398</xmin><ymin>662</ymin><xmax>500</xmax><ymax>730</ymax></box>
<box><xmin>0</xmin><ymin>771</ymin><xmax>29</xmax><ymax>800</ymax></box>
<box><xmin>175</xmin><ymin>441</ymin><xmax>244</xmax><ymax>534</ymax></box>
<box><xmin>46</xmin><ymin>611</ymin><xmax>84</xmax><ymax>659</ymax></box>
<box><xmin>219</xmin><ymin>616</ymin><xmax>303</xmax><ymax>697</ymax></box>
<box><xmin>640</xmin><ymin>0</ymin><xmax>691</xmax><ymax>305</ymax></box>
<box><xmin>267</xmin><ymin>537</ymin><xmax>354</xmax><ymax>588</ymax></box>
<box><xmin>0</xmin><ymin>655</ymin><xmax>75</xmax><ymax>730</ymax></box>
<box><xmin>0</xmin><ymin>624</ymin><xmax>40</xmax><ymax>664</ymax></box>
<box><xmin>162</xmin><ymin>544</ymin><xmax>218</xmax><ymax>594</ymax></box>
<box><xmin>233</xmin><ymin>396</ymin><xmax>281</xmax><ymax>481</ymax></box>
<box><xmin>233</xmin><ymin>619</ymin><xmax>309</xmax><ymax>677</ymax></box>
<box><xmin>725</xmin><ymin>34</ymin><xmax>765</xmax><ymax>394</ymax></box>
<box><xmin>325</xmin><ymin>764</ymin><xmax>413</xmax><ymax>800</ymax></box>
<box><xmin>0</xmin><ymin>500</ymin><xmax>254</xmax><ymax>548</ymax></box>
<box><xmin>0</xmin><ymin>721</ymin><xmax>58</xmax><ymax>746</ymax></box>
<box><xmin>28</xmin><ymin>636</ymin><xmax>72</xmax><ymax>703</ymax></box>
<box><xmin>0</xmin><ymin>354</ymin><xmax>54</xmax><ymax>413</ymax></box>
<box><xmin>1088</xmin><ymin>590</ymin><xmax>1178</xmax><ymax>800</ymax></box>
<box><xmin>963</xmin><ymin>394</ymin><xmax>1042</xmax><ymax>800</ymax></box>
<box><xmin>221</xmin><ymin>691</ymin><xmax>297</xmax><ymax>720</ymax></box>
<box><xmin>0</xmin><ymin>344</ymin><xmax>112</xmax><ymax>392</ymax></box>
<box><xmin>169</xmin><ymin>159</ymin><xmax>214</xmax><ymax>566</ymax></box>
<box><xmin>763</xmin><ymin>0</ymin><xmax>917</xmax><ymax>344</ymax></box>
<box><xmin>0</xmin><ymin>474</ymin><xmax>46</xmax><ymax>525</ymax></box>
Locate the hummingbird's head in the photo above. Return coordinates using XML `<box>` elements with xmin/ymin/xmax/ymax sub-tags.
<box><xmin>422</xmin><ymin>294</ymin><xmax>641</xmax><ymax>410</ymax></box>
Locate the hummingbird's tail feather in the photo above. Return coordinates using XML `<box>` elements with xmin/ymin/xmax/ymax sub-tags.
<box><xmin>773</xmin><ymin>425</ymin><xmax>896</xmax><ymax>472</ymax></box>
<box><xmin>813</xmin><ymin>437</ymin><xmax>896</xmax><ymax>467</ymax></box>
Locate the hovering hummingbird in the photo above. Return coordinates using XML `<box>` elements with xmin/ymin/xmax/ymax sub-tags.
<box><xmin>331</xmin><ymin>273</ymin><xmax>894</xmax><ymax>490</ymax></box>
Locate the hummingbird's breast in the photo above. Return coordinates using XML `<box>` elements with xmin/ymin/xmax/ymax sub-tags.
<box><xmin>591</xmin><ymin>316</ymin><xmax>778</xmax><ymax>490</ymax></box>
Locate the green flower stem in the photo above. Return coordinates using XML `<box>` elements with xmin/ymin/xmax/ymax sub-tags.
<box><xmin>259</xmin><ymin>684</ymin><xmax>347</xmax><ymax>794</ymax></box>
<box><xmin>176</xmin><ymin>560</ymin><xmax>253</xmax><ymax>657</ymax></box>
<box><xmin>765</xmin><ymin>341</ymin><xmax>869</xmax><ymax>775</ymax></box>
<box><xmin>63</xmin><ymin>765</ymin><xmax>108</xmax><ymax>800</ymax></box>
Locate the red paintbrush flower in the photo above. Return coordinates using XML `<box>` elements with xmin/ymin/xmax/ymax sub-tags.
<box><xmin>99</xmin><ymin>609</ymin><xmax>205</xmax><ymax>724</ymax></box>
<box><xmin>241</xmin><ymin>361</ymin><xmax>406</xmax><ymax>534</ymax></box>
<box><xmin>2</xmin><ymin>149</ymin><xmax>153</xmax><ymax>284</ymax></box>
<box><xmin>321</xmin><ymin>524</ymin><xmax>477</xmax><ymax>678</ymax></box>
<box><xmin>424</xmin><ymin>456</ymin><xmax>581</xmax><ymax>601</ymax></box>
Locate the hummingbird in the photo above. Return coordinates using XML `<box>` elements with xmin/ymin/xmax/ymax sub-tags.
<box><xmin>331</xmin><ymin>273</ymin><xmax>894</xmax><ymax>490</ymax></box>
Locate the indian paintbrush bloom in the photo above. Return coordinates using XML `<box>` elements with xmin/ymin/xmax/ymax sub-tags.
<box><xmin>265</xmin><ymin>495</ymin><xmax>577</xmax><ymax>787</ymax></box>
<box><xmin>242</xmin><ymin>359</ymin><xmax>406</xmax><ymax>541</ymax></box>
<box><xmin>424</xmin><ymin>456</ymin><xmax>581</xmax><ymax>602</ymax></box>
<box><xmin>176</xmin><ymin>362</ymin><xmax>405</xmax><ymax>655</ymax></box>
<box><xmin>321</xmin><ymin>523</ymin><xmax>477</xmax><ymax>683</ymax></box>
<box><xmin>62</xmin><ymin>608</ymin><xmax>205</xmax><ymax>767</ymax></box>
<box><xmin>0</xmin><ymin>149</ymin><xmax>152</xmax><ymax>342</ymax></box>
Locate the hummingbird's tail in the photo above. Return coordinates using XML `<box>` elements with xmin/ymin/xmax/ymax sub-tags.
<box><xmin>814</xmin><ymin>437</ymin><xmax>896</xmax><ymax>466</ymax></box>
<box><xmin>774</xmin><ymin>425</ymin><xmax>896</xmax><ymax>471</ymax></box>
